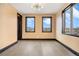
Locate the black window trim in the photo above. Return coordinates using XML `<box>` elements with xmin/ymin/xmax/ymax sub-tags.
<box><xmin>62</xmin><ymin>3</ymin><xmax>79</xmax><ymax>37</ymax></box>
<box><xmin>25</xmin><ymin>16</ymin><xmax>35</xmax><ymax>32</ymax></box>
<box><xmin>42</xmin><ymin>16</ymin><xmax>52</xmax><ymax>32</ymax></box>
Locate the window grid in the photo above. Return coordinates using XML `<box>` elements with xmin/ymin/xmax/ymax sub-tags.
<box><xmin>62</xmin><ymin>3</ymin><xmax>79</xmax><ymax>37</ymax></box>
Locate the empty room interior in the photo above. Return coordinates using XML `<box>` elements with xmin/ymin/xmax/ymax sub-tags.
<box><xmin>0</xmin><ymin>3</ymin><xmax>79</xmax><ymax>56</ymax></box>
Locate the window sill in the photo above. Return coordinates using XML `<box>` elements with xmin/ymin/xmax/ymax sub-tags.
<box><xmin>62</xmin><ymin>33</ymin><xmax>79</xmax><ymax>37</ymax></box>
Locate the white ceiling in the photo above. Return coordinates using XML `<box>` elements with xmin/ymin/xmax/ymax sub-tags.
<box><xmin>11</xmin><ymin>3</ymin><xmax>65</xmax><ymax>14</ymax></box>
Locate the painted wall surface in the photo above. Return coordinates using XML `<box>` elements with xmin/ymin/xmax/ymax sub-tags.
<box><xmin>0</xmin><ymin>4</ymin><xmax>17</xmax><ymax>49</ymax></box>
<box><xmin>22</xmin><ymin>14</ymin><xmax>56</xmax><ymax>39</ymax></box>
<box><xmin>56</xmin><ymin>4</ymin><xmax>79</xmax><ymax>53</ymax></box>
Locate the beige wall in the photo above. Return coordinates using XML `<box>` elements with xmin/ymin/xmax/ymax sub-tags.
<box><xmin>56</xmin><ymin>4</ymin><xmax>79</xmax><ymax>53</ymax></box>
<box><xmin>0</xmin><ymin>4</ymin><xmax>17</xmax><ymax>49</ymax></box>
<box><xmin>22</xmin><ymin>14</ymin><xmax>56</xmax><ymax>39</ymax></box>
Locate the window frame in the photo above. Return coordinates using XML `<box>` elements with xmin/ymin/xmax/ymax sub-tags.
<box><xmin>62</xmin><ymin>3</ymin><xmax>79</xmax><ymax>37</ymax></box>
<box><xmin>42</xmin><ymin>16</ymin><xmax>52</xmax><ymax>32</ymax></box>
<box><xmin>25</xmin><ymin>16</ymin><xmax>35</xmax><ymax>32</ymax></box>
<box><xmin>63</xmin><ymin>5</ymin><xmax>72</xmax><ymax>34</ymax></box>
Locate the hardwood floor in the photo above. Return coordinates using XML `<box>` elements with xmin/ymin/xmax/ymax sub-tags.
<box><xmin>0</xmin><ymin>40</ymin><xmax>75</xmax><ymax>56</ymax></box>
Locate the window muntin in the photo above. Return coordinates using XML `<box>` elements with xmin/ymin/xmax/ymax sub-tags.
<box><xmin>62</xmin><ymin>3</ymin><xmax>79</xmax><ymax>37</ymax></box>
<box><xmin>25</xmin><ymin>17</ymin><xmax>35</xmax><ymax>32</ymax></box>
<box><xmin>73</xmin><ymin>4</ymin><xmax>79</xmax><ymax>36</ymax></box>
<box><xmin>42</xmin><ymin>17</ymin><xmax>52</xmax><ymax>32</ymax></box>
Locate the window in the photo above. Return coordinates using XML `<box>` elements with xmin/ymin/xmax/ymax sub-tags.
<box><xmin>72</xmin><ymin>4</ymin><xmax>79</xmax><ymax>36</ymax></box>
<box><xmin>25</xmin><ymin>17</ymin><xmax>35</xmax><ymax>32</ymax></box>
<box><xmin>42</xmin><ymin>17</ymin><xmax>52</xmax><ymax>32</ymax></box>
<box><xmin>62</xmin><ymin>3</ymin><xmax>79</xmax><ymax>37</ymax></box>
<box><xmin>65</xmin><ymin>8</ymin><xmax>71</xmax><ymax>34</ymax></box>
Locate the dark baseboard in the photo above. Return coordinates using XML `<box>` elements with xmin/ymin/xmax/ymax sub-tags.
<box><xmin>56</xmin><ymin>40</ymin><xmax>79</xmax><ymax>56</ymax></box>
<box><xmin>21</xmin><ymin>38</ymin><xmax>56</xmax><ymax>40</ymax></box>
<box><xmin>0</xmin><ymin>41</ymin><xmax>18</xmax><ymax>53</ymax></box>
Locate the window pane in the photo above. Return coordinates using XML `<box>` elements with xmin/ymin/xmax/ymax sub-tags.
<box><xmin>26</xmin><ymin>17</ymin><xmax>35</xmax><ymax>32</ymax></box>
<box><xmin>73</xmin><ymin>4</ymin><xmax>79</xmax><ymax>36</ymax></box>
<box><xmin>43</xmin><ymin>17</ymin><xmax>51</xmax><ymax>32</ymax></box>
<box><xmin>65</xmin><ymin>8</ymin><xmax>71</xmax><ymax>34</ymax></box>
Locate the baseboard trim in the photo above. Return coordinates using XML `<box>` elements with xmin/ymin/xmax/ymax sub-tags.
<box><xmin>56</xmin><ymin>40</ymin><xmax>79</xmax><ymax>56</ymax></box>
<box><xmin>0</xmin><ymin>41</ymin><xmax>18</xmax><ymax>53</ymax></box>
<box><xmin>21</xmin><ymin>38</ymin><xmax>56</xmax><ymax>40</ymax></box>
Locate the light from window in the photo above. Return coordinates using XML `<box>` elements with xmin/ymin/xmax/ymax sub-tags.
<box><xmin>42</xmin><ymin>17</ymin><xmax>52</xmax><ymax>32</ymax></box>
<box><xmin>62</xmin><ymin>3</ymin><xmax>79</xmax><ymax>37</ymax></box>
<box><xmin>25</xmin><ymin>17</ymin><xmax>35</xmax><ymax>32</ymax></box>
<box><xmin>73</xmin><ymin>4</ymin><xmax>79</xmax><ymax>36</ymax></box>
<box><xmin>65</xmin><ymin>8</ymin><xmax>71</xmax><ymax>34</ymax></box>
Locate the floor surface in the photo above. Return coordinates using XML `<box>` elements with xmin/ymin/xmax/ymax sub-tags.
<box><xmin>0</xmin><ymin>40</ymin><xmax>75</xmax><ymax>56</ymax></box>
